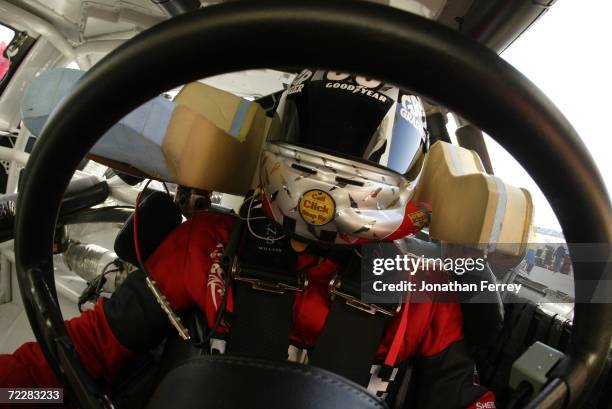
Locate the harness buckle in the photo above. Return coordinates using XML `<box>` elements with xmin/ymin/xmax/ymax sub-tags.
<box><xmin>232</xmin><ymin>257</ymin><xmax>307</xmax><ymax>294</ymax></box>
<box><xmin>329</xmin><ymin>274</ymin><xmax>399</xmax><ymax>317</ymax></box>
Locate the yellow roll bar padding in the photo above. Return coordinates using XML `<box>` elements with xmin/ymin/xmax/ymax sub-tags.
<box><xmin>414</xmin><ymin>141</ymin><xmax>533</xmax><ymax>256</ymax></box>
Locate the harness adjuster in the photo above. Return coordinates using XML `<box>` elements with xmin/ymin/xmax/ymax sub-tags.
<box><xmin>329</xmin><ymin>274</ymin><xmax>400</xmax><ymax>317</ymax></box>
<box><xmin>232</xmin><ymin>257</ymin><xmax>307</xmax><ymax>294</ymax></box>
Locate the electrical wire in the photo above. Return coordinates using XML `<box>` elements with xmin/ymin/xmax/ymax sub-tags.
<box><xmin>237</xmin><ymin>191</ymin><xmax>267</xmax><ymax>221</ymax></box>
<box><xmin>78</xmin><ymin>260</ymin><xmax>121</xmax><ymax>312</ymax></box>
<box><xmin>191</xmin><ymin>264</ymin><xmax>231</xmax><ymax>349</ymax></box>
<box><xmin>132</xmin><ymin>179</ymin><xmax>151</xmax><ymax>271</ymax></box>
<box><xmin>245</xmin><ymin>188</ymin><xmax>286</xmax><ymax>242</ymax></box>
<box><xmin>161</xmin><ymin>181</ymin><xmax>171</xmax><ymax>195</ymax></box>
<box><xmin>197</xmin><ymin>217</ymin><xmax>246</xmax><ymax>348</ymax></box>
<box><xmin>94</xmin><ymin>268</ymin><xmax>120</xmax><ymax>293</ymax></box>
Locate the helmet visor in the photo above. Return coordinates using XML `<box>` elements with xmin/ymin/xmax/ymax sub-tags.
<box><xmin>268</xmin><ymin>71</ymin><xmax>427</xmax><ymax>177</ymax></box>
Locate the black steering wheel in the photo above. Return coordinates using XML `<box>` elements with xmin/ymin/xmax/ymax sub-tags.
<box><xmin>14</xmin><ymin>1</ymin><xmax>611</xmax><ymax>408</ymax></box>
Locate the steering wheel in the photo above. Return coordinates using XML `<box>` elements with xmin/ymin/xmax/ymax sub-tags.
<box><xmin>14</xmin><ymin>1</ymin><xmax>611</xmax><ymax>408</ymax></box>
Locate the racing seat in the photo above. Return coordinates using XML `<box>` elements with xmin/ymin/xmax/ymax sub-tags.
<box><xmin>477</xmin><ymin>293</ymin><xmax>612</xmax><ymax>407</ymax></box>
<box><xmin>397</xmin><ymin>236</ymin><xmax>505</xmax><ymax>355</ymax></box>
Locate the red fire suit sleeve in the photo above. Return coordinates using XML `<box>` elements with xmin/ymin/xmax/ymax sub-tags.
<box><xmin>0</xmin><ymin>299</ymin><xmax>133</xmax><ymax>408</ymax></box>
<box><xmin>0</xmin><ymin>212</ymin><xmax>235</xmax><ymax>395</ymax></box>
<box><xmin>145</xmin><ymin>211</ymin><xmax>235</xmax><ymax>330</ymax></box>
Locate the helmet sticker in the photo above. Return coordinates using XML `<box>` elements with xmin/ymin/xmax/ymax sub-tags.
<box><xmin>323</xmin><ymin>71</ymin><xmax>388</xmax><ymax>102</ymax></box>
<box><xmin>270</xmin><ymin>162</ymin><xmax>281</xmax><ymax>174</ymax></box>
<box><xmin>386</xmin><ymin>197</ymin><xmax>400</xmax><ymax>209</ymax></box>
<box><xmin>407</xmin><ymin>208</ymin><xmax>428</xmax><ymax>228</ymax></box>
<box><xmin>325</xmin><ymin>71</ymin><xmax>383</xmax><ymax>90</ymax></box>
<box><xmin>286</xmin><ymin>69</ymin><xmax>313</xmax><ymax>95</ymax></box>
<box><xmin>281</xmin><ymin>177</ymin><xmax>292</xmax><ymax>198</ymax></box>
<box><xmin>354</xmin><ymin>221</ymin><xmax>376</xmax><ymax>234</ymax></box>
<box><xmin>399</xmin><ymin>94</ymin><xmax>426</xmax><ymax>137</ymax></box>
<box><xmin>321</xmin><ymin>157</ymin><xmax>338</xmax><ymax>173</ymax></box>
<box><xmin>299</xmin><ymin>189</ymin><xmax>336</xmax><ymax>226</ymax></box>
<box><xmin>363</xmin><ymin>187</ymin><xmax>383</xmax><ymax>201</ymax></box>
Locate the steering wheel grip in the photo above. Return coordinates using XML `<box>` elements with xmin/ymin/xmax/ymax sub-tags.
<box><xmin>14</xmin><ymin>2</ymin><xmax>611</xmax><ymax>408</ymax></box>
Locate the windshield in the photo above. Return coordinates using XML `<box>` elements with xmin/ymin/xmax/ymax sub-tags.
<box><xmin>454</xmin><ymin>0</ymin><xmax>612</xmax><ymax>316</ymax></box>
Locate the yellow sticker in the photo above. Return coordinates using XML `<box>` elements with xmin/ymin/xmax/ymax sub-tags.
<box><xmin>270</xmin><ymin>162</ymin><xmax>281</xmax><ymax>174</ymax></box>
<box><xmin>299</xmin><ymin>189</ymin><xmax>336</xmax><ymax>226</ymax></box>
<box><xmin>408</xmin><ymin>210</ymin><xmax>427</xmax><ymax>228</ymax></box>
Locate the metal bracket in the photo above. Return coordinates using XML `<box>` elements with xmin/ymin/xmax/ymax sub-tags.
<box><xmin>145</xmin><ymin>276</ymin><xmax>190</xmax><ymax>341</ymax></box>
<box><xmin>510</xmin><ymin>341</ymin><xmax>565</xmax><ymax>393</ymax></box>
<box><xmin>232</xmin><ymin>257</ymin><xmax>306</xmax><ymax>294</ymax></box>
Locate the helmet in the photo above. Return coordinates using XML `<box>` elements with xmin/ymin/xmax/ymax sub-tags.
<box><xmin>259</xmin><ymin>69</ymin><xmax>429</xmax><ymax>245</ymax></box>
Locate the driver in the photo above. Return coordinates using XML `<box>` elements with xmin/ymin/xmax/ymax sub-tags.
<box><xmin>0</xmin><ymin>70</ymin><xmax>496</xmax><ymax>409</ymax></box>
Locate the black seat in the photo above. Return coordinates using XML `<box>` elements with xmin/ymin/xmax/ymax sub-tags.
<box><xmin>147</xmin><ymin>355</ymin><xmax>388</xmax><ymax>409</ymax></box>
<box><xmin>397</xmin><ymin>237</ymin><xmax>505</xmax><ymax>351</ymax></box>
<box><xmin>477</xmin><ymin>295</ymin><xmax>612</xmax><ymax>408</ymax></box>
<box><xmin>113</xmin><ymin>190</ymin><xmax>183</xmax><ymax>266</ymax></box>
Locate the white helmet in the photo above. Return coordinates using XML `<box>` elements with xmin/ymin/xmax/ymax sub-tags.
<box><xmin>260</xmin><ymin>70</ymin><xmax>429</xmax><ymax>245</ymax></box>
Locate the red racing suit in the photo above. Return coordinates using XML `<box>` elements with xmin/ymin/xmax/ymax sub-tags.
<box><xmin>0</xmin><ymin>212</ymin><xmax>495</xmax><ymax>408</ymax></box>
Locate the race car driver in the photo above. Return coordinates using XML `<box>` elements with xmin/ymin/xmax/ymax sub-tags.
<box><xmin>0</xmin><ymin>70</ymin><xmax>496</xmax><ymax>409</ymax></box>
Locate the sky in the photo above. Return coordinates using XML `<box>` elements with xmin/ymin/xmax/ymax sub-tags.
<box><xmin>0</xmin><ymin>25</ymin><xmax>12</xmax><ymax>43</ymax></box>
<box><xmin>481</xmin><ymin>0</ymin><xmax>611</xmax><ymax>231</ymax></box>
